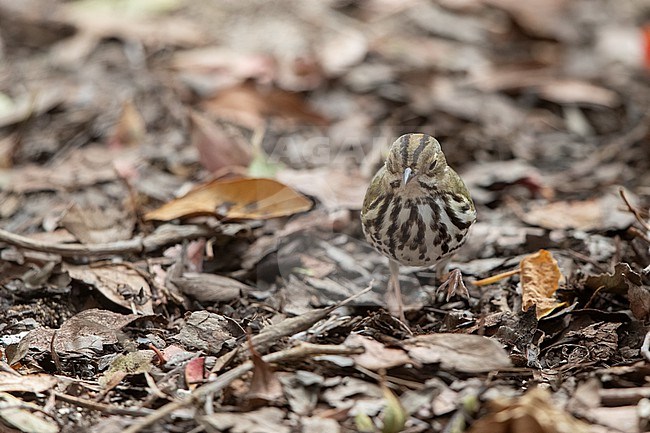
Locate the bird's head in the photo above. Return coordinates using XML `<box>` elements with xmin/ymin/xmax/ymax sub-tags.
<box><xmin>385</xmin><ymin>133</ymin><xmax>447</xmax><ymax>191</ymax></box>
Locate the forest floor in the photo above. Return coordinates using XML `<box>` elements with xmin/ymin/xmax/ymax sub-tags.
<box><xmin>1</xmin><ymin>1</ymin><xmax>650</xmax><ymax>432</ymax></box>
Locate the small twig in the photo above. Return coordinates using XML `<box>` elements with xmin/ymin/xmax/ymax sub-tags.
<box><xmin>122</xmin><ymin>343</ymin><xmax>363</xmax><ymax>433</ymax></box>
<box><xmin>53</xmin><ymin>391</ymin><xmax>154</xmax><ymax>417</ymax></box>
<box><xmin>620</xmin><ymin>188</ymin><xmax>650</xmax><ymax>232</ymax></box>
<box><xmin>354</xmin><ymin>365</ymin><xmax>424</xmax><ymax>390</ymax></box>
<box><xmin>564</xmin><ymin>249</ymin><xmax>608</xmax><ymax>273</ymax></box>
<box><xmin>0</xmin><ymin>225</ymin><xmax>213</xmax><ymax>258</ymax></box>
<box><xmin>570</xmin><ymin>111</ymin><xmax>650</xmax><ymax>178</ymax></box>
<box><xmin>50</xmin><ymin>331</ymin><xmax>62</xmax><ymax>373</ymax></box>
<box><xmin>629</xmin><ymin>227</ymin><xmax>650</xmax><ymax>244</ymax></box>
<box><xmin>584</xmin><ymin>285</ymin><xmax>604</xmax><ymax>310</ymax></box>
<box><xmin>245</xmin><ymin>284</ymin><xmax>373</xmax><ymax>356</ymax></box>
<box><xmin>473</xmin><ymin>269</ymin><xmax>520</xmax><ymax>286</ymax></box>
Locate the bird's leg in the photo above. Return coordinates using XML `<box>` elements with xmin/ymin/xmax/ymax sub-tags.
<box><xmin>387</xmin><ymin>259</ymin><xmax>406</xmax><ymax>322</ymax></box>
<box><xmin>436</xmin><ymin>258</ymin><xmax>469</xmax><ymax>301</ymax></box>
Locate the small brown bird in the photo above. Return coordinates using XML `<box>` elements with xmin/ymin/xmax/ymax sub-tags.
<box><xmin>361</xmin><ymin>133</ymin><xmax>476</xmax><ymax>319</ymax></box>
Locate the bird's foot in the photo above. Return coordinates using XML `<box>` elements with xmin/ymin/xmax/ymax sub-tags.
<box><xmin>437</xmin><ymin>268</ymin><xmax>469</xmax><ymax>302</ymax></box>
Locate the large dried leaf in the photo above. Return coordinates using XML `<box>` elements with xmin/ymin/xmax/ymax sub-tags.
<box><xmin>469</xmin><ymin>387</ymin><xmax>590</xmax><ymax>433</ymax></box>
<box><xmin>481</xmin><ymin>0</ymin><xmax>578</xmax><ymax>41</ymax></box>
<box><xmin>173</xmin><ymin>311</ymin><xmax>241</xmax><ymax>354</ymax></box>
<box><xmin>584</xmin><ymin>262</ymin><xmax>642</xmax><ymax>294</ymax></box>
<box><xmin>172</xmin><ymin>47</ymin><xmax>276</xmax><ymax>95</ymax></box>
<box><xmin>585</xmin><ymin>263</ymin><xmax>650</xmax><ymax>320</ymax></box>
<box><xmin>403</xmin><ymin>334</ymin><xmax>512</xmax><ymax>373</ymax></box>
<box><xmin>172</xmin><ymin>272</ymin><xmax>254</xmax><ymax>303</ymax></box>
<box><xmin>10</xmin><ymin>309</ymin><xmax>144</xmax><ymax>363</ymax></box>
<box><xmin>64</xmin><ymin>263</ymin><xmax>153</xmax><ymax>314</ymax></box>
<box><xmin>0</xmin><ymin>373</ymin><xmax>57</xmax><ymax>393</ymax></box>
<box><xmin>520</xmin><ymin>250</ymin><xmax>564</xmax><ymax>319</ymax></box>
<box><xmin>144</xmin><ymin>177</ymin><xmax>312</xmax><ymax>221</ymax></box>
<box><xmin>347</xmin><ymin>334</ymin><xmax>411</xmax><ymax>371</ymax></box>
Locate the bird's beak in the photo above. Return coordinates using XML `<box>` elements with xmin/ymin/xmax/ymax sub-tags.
<box><xmin>402</xmin><ymin>167</ymin><xmax>413</xmax><ymax>186</ymax></box>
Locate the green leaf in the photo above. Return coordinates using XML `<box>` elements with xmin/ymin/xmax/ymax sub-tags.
<box><xmin>381</xmin><ymin>385</ymin><xmax>407</xmax><ymax>433</ymax></box>
<box><xmin>355</xmin><ymin>413</ymin><xmax>376</xmax><ymax>432</ymax></box>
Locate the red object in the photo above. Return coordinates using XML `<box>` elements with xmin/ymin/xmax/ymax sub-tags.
<box><xmin>643</xmin><ymin>25</ymin><xmax>650</xmax><ymax>69</ymax></box>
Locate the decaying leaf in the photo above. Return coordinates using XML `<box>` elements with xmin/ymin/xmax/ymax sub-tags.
<box><xmin>403</xmin><ymin>334</ymin><xmax>512</xmax><ymax>373</ymax></box>
<box><xmin>144</xmin><ymin>177</ymin><xmax>312</xmax><ymax>221</ymax></box>
<box><xmin>184</xmin><ymin>356</ymin><xmax>205</xmax><ymax>390</ymax></box>
<box><xmin>468</xmin><ymin>387</ymin><xmax>590</xmax><ymax>433</ymax></box>
<box><xmin>278</xmin><ymin>371</ymin><xmax>323</xmax><ymax>416</ymax></box>
<box><xmin>107</xmin><ymin>99</ymin><xmax>146</xmax><ymax>149</ymax></box>
<box><xmin>201</xmin><ymin>83</ymin><xmax>328</xmax><ymax>129</ymax></box>
<box><xmin>521</xmin><ymin>249</ymin><xmax>564</xmax><ymax>319</ymax></box>
<box><xmin>64</xmin><ymin>263</ymin><xmax>153</xmax><ymax>314</ymax></box>
<box><xmin>201</xmin><ymin>406</ymin><xmax>290</xmax><ymax>433</ymax></box>
<box><xmin>60</xmin><ymin>203</ymin><xmax>135</xmax><ymax>244</ymax></box>
<box><xmin>173</xmin><ymin>311</ymin><xmax>241</xmax><ymax>354</ymax></box>
<box><xmin>247</xmin><ymin>338</ymin><xmax>284</xmax><ymax>403</ymax></box>
<box><xmin>317</xmin><ymin>28</ymin><xmax>368</xmax><ymax>76</ymax></box>
<box><xmin>0</xmin><ymin>372</ymin><xmax>57</xmax><ymax>394</ymax></box>
<box><xmin>190</xmin><ymin>111</ymin><xmax>252</xmax><ymax>173</ymax></box>
<box><xmin>585</xmin><ymin>263</ymin><xmax>650</xmax><ymax>320</ymax></box>
<box><xmin>584</xmin><ymin>262</ymin><xmax>642</xmax><ymax>295</ymax></box>
<box><xmin>9</xmin><ymin>309</ymin><xmax>144</xmax><ymax>364</ymax></box>
<box><xmin>172</xmin><ymin>272</ymin><xmax>254</xmax><ymax>303</ymax></box>
<box><xmin>522</xmin><ymin>193</ymin><xmax>635</xmax><ymax>231</ymax></box>
<box><xmin>7</xmin><ymin>144</ymin><xmax>128</xmax><ymax>193</ymax></box>
<box><xmin>99</xmin><ymin>350</ymin><xmax>154</xmax><ymax>390</ymax></box>
<box><xmin>347</xmin><ymin>334</ymin><xmax>411</xmax><ymax>371</ymax></box>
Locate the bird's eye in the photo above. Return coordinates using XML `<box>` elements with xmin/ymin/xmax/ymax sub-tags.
<box><xmin>428</xmin><ymin>160</ymin><xmax>437</xmax><ymax>171</ymax></box>
<box><xmin>390</xmin><ymin>180</ymin><xmax>400</xmax><ymax>188</ymax></box>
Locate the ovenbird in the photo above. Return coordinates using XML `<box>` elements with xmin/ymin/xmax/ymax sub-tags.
<box><xmin>361</xmin><ymin>133</ymin><xmax>476</xmax><ymax>319</ymax></box>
